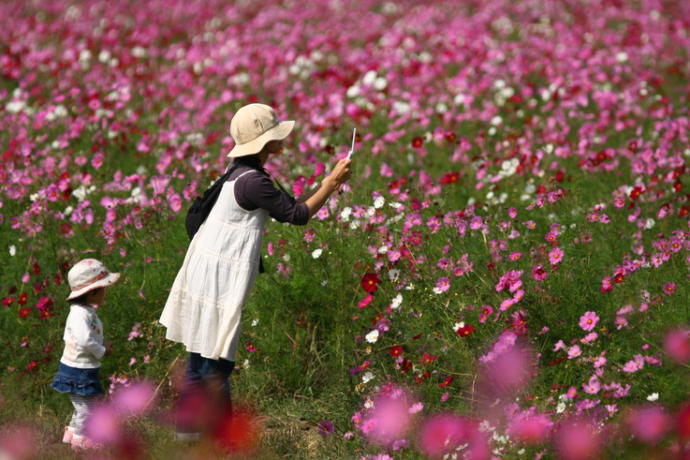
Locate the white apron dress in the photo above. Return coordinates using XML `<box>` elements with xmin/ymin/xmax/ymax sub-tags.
<box><xmin>160</xmin><ymin>171</ymin><xmax>268</xmax><ymax>361</ymax></box>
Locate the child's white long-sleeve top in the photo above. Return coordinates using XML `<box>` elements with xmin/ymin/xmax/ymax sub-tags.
<box><xmin>59</xmin><ymin>302</ymin><xmax>105</xmax><ymax>369</ymax></box>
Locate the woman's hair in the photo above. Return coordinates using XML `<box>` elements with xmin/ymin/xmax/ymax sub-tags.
<box><xmin>232</xmin><ymin>154</ymin><xmax>263</xmax><ymax>169</ymax></box>
<box><xmin>70</xmin><ymin>287</ymin><xmax>104</xmax><ymax>305</ymax></box>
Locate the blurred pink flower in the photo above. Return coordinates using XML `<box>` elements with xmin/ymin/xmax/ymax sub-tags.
<box><xmin>111</xmin><ymin>381</ymin><xmax>155</xmax><ymax>416</ymax></box>
<box><xmin>362</xmin><ymin>391</ymin><xmax>415</xmax><ymax>447</ymax></box>
<box><xmin>506</xmin><ymin>413</ymin><xmax>552</xmax><ymax>444</ymax></box>
<box><xmin>85</xmin><ymin>403</ymin><xmax>122</xmax><ymax>444</ymax></box>
<box><xmin>417</xmin><ymin>414</ymin><xmax>488</xmax><ymax>459</ymax></box>
<box><xmin>553</xmin><ymin>418</ymin><xmax>602</xmax><ymax>460</ymax></box>
<box><xmin>625</xmin><ymin>405</ymin><xmax>671</xmax><ymax>444</ymax></box>
<box><xmin>664</xmin><ymin>329</ymin><xmax>690</xmax><ymax>363</ymax></box>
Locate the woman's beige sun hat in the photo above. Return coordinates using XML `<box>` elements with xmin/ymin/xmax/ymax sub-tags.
<box><xmin>66</xmin><ymin>258</ymin><xmax>121</xmax><ymax>301</ymax></box>
<box><xmin>227</xmin><ymin>103</ymin><xmax>295</xmax><ymax>158</ymax></box>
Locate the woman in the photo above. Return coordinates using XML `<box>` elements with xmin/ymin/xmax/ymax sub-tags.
<box><xmin>159</xmin><ymin>103</ymin><xmax>351</xmax><ymax>440</ymax></box>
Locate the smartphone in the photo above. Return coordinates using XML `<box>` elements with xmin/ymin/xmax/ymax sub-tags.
<box><xmin>347</xmin><ymin>128</ymin><xmax>357</xmax><ymax>159</ymax></box>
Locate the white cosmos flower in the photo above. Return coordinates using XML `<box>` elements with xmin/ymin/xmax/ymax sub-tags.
<box><xmin>373</xmin><ymin>196</ymin><xmax>385</xmax><ymax>209</ymax></box>
<box><xmin>388</xmin><ymin>269</ymin><xmax>400</xmax><ymax>281</ymax></box>
<box><xmin>340</xmin><ymin>207</ymin><xmax>352</xmax><ymax>221</ymax></box>
<box><xmin>9</xmin><ymin>245</ymin><xmax>16</xmax><ymax>256</ymax></box>
<box><xmin>390</xmin><ymin>294</ymin><xmax>402</xmax><ymax>309</ymax></box>
<box><xmin>647</xmin><ymin>392</ymin><xmax>659</xmax><ymax>402</ymax></box>
<box><xmin>365</xmin><ymin>330</ymin><xmax>380</xmax><ymax>343</ymax></box>
<box><xmin>362</xmin><ymin>372</ymin><xmax>374</xmax><ymax>384</ymax></box>
<box><xmin>251</xmin><ymin>319</ymin><xmax>259</xmax><ymax>327</ymax></box>
<box><xmin>311</xmin><ymin>248</ymin><xmax>323</xmax><ymax>259</ymax></box>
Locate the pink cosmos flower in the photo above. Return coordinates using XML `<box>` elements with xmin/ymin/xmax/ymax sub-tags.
<box><xmin>548</xmin><ymin>247</ymin><xmax>564</xmax><ymax>265</ymax></box>
<box><xmin>434</xmin><ymin>277</ymin><xmax>450</xmax><ymax>293</ymax></box>
<box><xmin>579</xmin><ymin>311</ymin><xmax>599</xmax><ymax>332</ymax></box>
<box><xmin>582</xmin><ymin>375</ymin><xmax>601</xmax><ymax>394</ymax></box>
<box><xmin>567</xmin><ymin>345</ymin><xmax>582</xmax><ymax>359</ymax></box>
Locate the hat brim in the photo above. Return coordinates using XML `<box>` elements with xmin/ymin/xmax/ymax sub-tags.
<box><xmin>227</xmin><ymin>120</ymin><xmax>295</xmax><ymax>158</ymax></box>
<box><xmin>67</xmin><ymin>272</ymin><xmax>121</xmax><ymax>300</ymax></box>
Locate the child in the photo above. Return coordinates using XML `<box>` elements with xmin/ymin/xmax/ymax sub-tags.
<box><xmin>50</xmin><ymin>258</ymin><xmax>120</xmax><ymax>449</ymax></box>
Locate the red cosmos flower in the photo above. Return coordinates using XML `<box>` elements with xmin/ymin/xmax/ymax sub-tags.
<box><xmin>421</xmin><ymin>352</ymin><xmax>437</xmax><ymax>365</ymax></box>
<box><xmin>439</xmin><ymin>376</ymin><xmax>454</xmax><ymax>387</ymax></box>
<box><xmin>440</xmin><ymin>172</ymin><xmax>460</xmax><ymax>185</ymax></box>
<box><xmin>456</xmin><ymin>324</ymin><xmax>475</xmax><ymax>337</ymax></box>
<box><xmin>2</xmin><ymin>296</ymin><xmax>14</xmax><ymax>307</ymax></box>
<box><xmin>411</xmin><ymin>136</ymin><xmax>424</xmax><ymax>148</ymax></box>
<box><xmin>389</xmin><ymin>346</ymin><xmax>404</xmax><ymax>357</ymax></box>
<box><xmin>360</xmin><ymin>273</ymin><xmax>381</xmax><ymax>293</ymax></box>
<box><xmin>613</xmin><ymin>273</ymin><xmax>625</xmax><ymax>284</ymax></box>
<box><xmin>18</xmin><ymin>293</ymin><xmax>28</xmax><ymax>305</ymax></box>
<box><xmin>400</xmin><ymin>359</ymin><xmax>413</xmax><ymax>373</ymax></box>
<box><xmin>415</xmin><ymin>370</ymin><xmax>431</xmax><ymax>384</ymax></box>
<box><xmin>25</xmin><ymin>360</ymin><xmax>39</xmax><ymax>372</ymax></box>
<box><xmin>444</xmin><ymin>131</ymin><xmax>457</xmax><ymax>143</ymax></box>
<box><xmin>33</xmin><ymin>262</ymin><xmax>40</xmax><ymax>276</ymax></box>
<box><xmin>18</xmin><ymin>308</ymin><xmax>31</xmax><ymax>318</ymax></box>
<box><xmin>630</xmin><ymin>186</ymin><xmax>644</xmax><ymax>200</ymax></box>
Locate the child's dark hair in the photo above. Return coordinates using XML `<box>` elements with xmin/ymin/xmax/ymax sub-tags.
<box><xmin>70</xmin><ymin>287</ymin><xmax>104</xmax><ymax>305</ymax></box>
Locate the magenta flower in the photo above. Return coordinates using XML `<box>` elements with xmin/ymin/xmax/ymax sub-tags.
<box><xmin>531</xmin><ymin>264</ymin><xmax>548</xmax><ymax>281</ymax></box>
<box><xmin>663</xmin><ymin>282</ymin><xmax>676</xmax><ymax>295</ymax></box>
<box><xmin>578</xmin><ymin>311</ymin><xmax>599</xmax><ymax>332</ymax></box>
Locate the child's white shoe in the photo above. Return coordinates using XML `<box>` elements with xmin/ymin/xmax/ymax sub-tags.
<box><xmin>62</xmin><ymin>426</ymin><xmax>75</xmax><ymax>444</ymax></box>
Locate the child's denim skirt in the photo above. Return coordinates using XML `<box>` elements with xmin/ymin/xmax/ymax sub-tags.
<box><xmin>50</xmin><ymin>362</ymin><xmax>103</xmax><ymax>396</ymax></box>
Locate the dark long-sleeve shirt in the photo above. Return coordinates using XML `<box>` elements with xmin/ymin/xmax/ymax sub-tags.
<box><xmin>227</xmin><ymin>158</ymin><xmax>309</xmax><ymax>226</ymax></box>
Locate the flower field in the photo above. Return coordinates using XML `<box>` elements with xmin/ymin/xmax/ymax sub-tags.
<box><xmin>1</xmin><ymin>0</ymin><xmax>689</xmax><ymax>458</ymax></box>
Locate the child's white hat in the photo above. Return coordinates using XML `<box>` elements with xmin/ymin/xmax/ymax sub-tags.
<box><xmin>67</xmin><ymin>259</ymin><xmax>120</xmax><ymax>300</ymax></box>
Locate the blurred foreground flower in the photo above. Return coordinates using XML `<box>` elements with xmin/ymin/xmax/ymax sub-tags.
<box><xmin>624</xmin><ymin>405</ymin><xmax>671</xmax><ymax>444</ymax></box>
<box><xmin>212</xmin><ymin>406</ymin><xmax>261</xmax><ymax>454</ymax></box>
<box><xmin>111</xmin><ymin>380</ymin><xmax>155</xmax><ymax>416</ymax></box>
<box><xmin>552</xmin><ymin>417</ymin><xmax>602</xmax><ymax>460</ymax></box>
<box><xmin>664</xmin><ymin>329</ymin><xmax>690</xmax><ymax>364</ymax></box>
<box><xmin>0</xmin><ymin>424</ymin><xmax>38</xmax><ymax>460</ymax></box>
<box><xmin>417</xmin><ymin>414</ymin><xmax>489</xmax><ymax>460</ymax></box>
